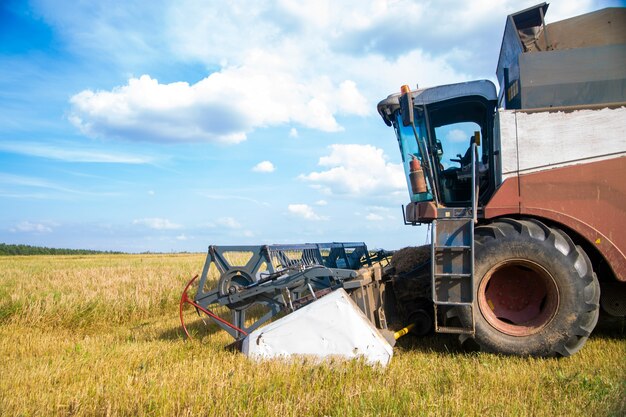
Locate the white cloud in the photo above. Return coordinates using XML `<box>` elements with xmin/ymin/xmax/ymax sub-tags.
<box><xmin>366</xmin><ymin>213</ymin><xmax>384</xmax><ymax>221</ymax></box>
<box><xmin>287</xmin><ymin>204</ymin><xmax>328</xmax><ymax>221</ymax></box>
<box><xmin>0</xmin><ymin>141</ymin><xmax>153</xmax><ymax>164</ymax></box>
<box><xmin>69</xmin><ymin>70</ymin><xmax>368</xmax><ymax>143</ymax></box>
<box><xmin>299</xmin><ymin>144</ymin><xmax>405</xmax><ymax>197</ymax></box>
<box><xmin>133</xmin><ymin>218</ymin><xmax>182</xmax><ymax>230</ymax></box>
<box><xmin>252</xmin><ymin>160</ymin><xmax>275</xmax><ymax>173</ymax></box>
<box><xmin>315</xmin><ymin>200</ymin><xmax>328</xmax><ymax>206</ymax></box>
<box><xmin>67</xmin><ymin>1</ymin><xmax>571</xmax><ymax>145</ymax></box>
<box><xmin>289</xmin><ymin>128</ymin><xmax>299</xmax><ymax>138</ymax></box>
<box><xmin>0</xmin><ymin>173</ymin><xmax>118</xmax><ymax>199</ymax></box>
<box><xmin>216</xmin><ymin>217</ymin><xmax>242</xmax><ymax>229</ymax></box>
<box><xmin>446</xmin><ymin>129</ymin><xmax>468</xmax><ymax>143</ymax></box>
<box><xmin>176</xmin><ymin>234</ymin><xmax>188</xmax><ymax>241</ymax></box>
<box><xmin>48</xmin><ymin>0</ymin><xmax>603</xmax><ymax>148</ymax></box>
<box><xmin>0</xmin><ymin>173</ymin><xmax>75</xmax><ymax>193</ymax></box>
<box><xmin>10</xmin><ymin>221</ymin><xmax>53</xmax><ymax>233</ymax></box>
<box><xmin>336</xmin><ymin>80</ymin><xmax>369</xmax><ymax>116</ymax></box>
<box><xmin>198</xmin><ymin>192</ymin><xmax>269</xmax><ymax>206</ymax></box>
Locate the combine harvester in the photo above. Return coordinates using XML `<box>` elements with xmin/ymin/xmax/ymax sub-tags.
<box><xmin>180</xmin><ymin>3</ymin><xmax>626</xmax><ymax>363</ymax></box>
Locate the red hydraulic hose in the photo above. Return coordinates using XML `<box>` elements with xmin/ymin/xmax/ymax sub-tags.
<box><xmin>179</xmin><ymin>275</ymin><xmax>248</xmax><ymax>340</ymax></box>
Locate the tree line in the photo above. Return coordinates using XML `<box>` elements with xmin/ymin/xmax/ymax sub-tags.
<box><xmin>0</xmin><ymin>243</ymin><xmax>123</xmax><ymax>256</ymax></box>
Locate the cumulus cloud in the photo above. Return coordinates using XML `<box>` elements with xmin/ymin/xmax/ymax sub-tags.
<box><xmin>56</xmin><ymin>1</ymin><xmax>604</xmax><ymax>144</ymax></box>
<box><xmin>69</xmin><ymin>71</ymin><xmax>368</xmax><ymax>143</ymax></box>
<box><xmin>287</xmin><ymin>204</ymin><xmax>328</xmax><ymax>221</ymax></box>
<box><xmin>299</xmin><ymin>144</ymin><xmax>405</xmax><ymax>197</ymax></box>
<box><xmin>322</xmin><ymin>0</ymin><xmax>598</xmax><ymax>76</ymax></box>
<box><xmin>133</xmin><ymin>218</ymin><xmax>182</xmax><ymax>230</ymax></box>
<box><xmin>252</xmin><ymin>160</ymin><xmax>275</xmax><ymax>173</ymax></box>
<box><xmin>289</xmin><ymin>128</ymin><xmax>299</xmax><ymax>138</ymax></box>
<box><xmin>10</xmin><ymin>221</ymin><xmax>53</xmax><ymax>233</ymax></box>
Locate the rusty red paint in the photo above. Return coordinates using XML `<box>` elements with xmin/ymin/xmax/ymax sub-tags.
<box><xmin>484</xmin><ymin>156</ymin><xmax>626</xmax><ymax>282</ymax></box>
<box><xmin>484</xmin><ymin>177</ymin><xmax>520</xmax><ymax>218</ymax></box>
<box><xmin>478</xmin><ymin>260</ymin><xmax>559</xmax><ymax>336</ymax></box>
<box><xmin>405</xmin><ymin>201</ymin><xmax>438</xmax><ymax>223</ymax></box>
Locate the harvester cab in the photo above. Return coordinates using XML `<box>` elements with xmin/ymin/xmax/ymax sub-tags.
<box><xmin>378</xmin><ymin>80</ymin><xmax>497</xmax><ymax>218</ymax></box>
<box><xmin>378</xmin><ymin>81</ymin><xmax>499</xmax><ymax>336</ymax></box>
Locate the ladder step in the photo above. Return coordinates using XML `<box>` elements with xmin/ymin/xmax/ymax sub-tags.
<box><xmin>434</xmin><ymin>273</ymin><xmax>471</xmax><ymax>278</ymax></box>
<box><xmin>434</xmin><ymin>245</ymin><xmax>471</xmax><ymax>251</ymax></box>
<box><xmin>434</xmin><ymin>301</ymin><xmax>473</xmax><ymax>307</ymax></box>
<box><xmin>432</xmin><ymin>216</ymin><xmax>476</xmax><ymax>337</ymax></box>
<box><xmin>435</xmin><ymin>325</ymin><xmax>475</xmax><ymax>335</ymax></box>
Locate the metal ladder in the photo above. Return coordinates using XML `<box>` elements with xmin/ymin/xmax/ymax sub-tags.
<box><xmin>431</xmin><ymin>137</ymin><xmax>480</xmax><ymax>335</ymax></box>
<box><xmin>431</xmin><ymin>211</ymin><xmax>475</xmax><ymax>335</ymax></box>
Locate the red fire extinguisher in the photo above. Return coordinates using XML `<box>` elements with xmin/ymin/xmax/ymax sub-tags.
<box><xmin>409</xmin><ymin>155</ymin><xmax>427</xmax><ymax>194</ymax></box>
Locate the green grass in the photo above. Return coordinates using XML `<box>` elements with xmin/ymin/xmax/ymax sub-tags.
<box><xmin>0</xmin><ymin>254</ymin><xmax>624</xmax><ymax>416</ymax></box>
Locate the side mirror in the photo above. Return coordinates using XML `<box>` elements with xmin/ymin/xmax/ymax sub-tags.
<box><xmin>399</xmin><ymin>85</ymin><xmax>414</xmax><ymax>127</ymax></box>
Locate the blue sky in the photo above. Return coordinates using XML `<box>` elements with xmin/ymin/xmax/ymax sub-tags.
<box><xmin>0</xmin><ymin>0</ymin><xmax>620</xmax><ymax>252</ymax></box>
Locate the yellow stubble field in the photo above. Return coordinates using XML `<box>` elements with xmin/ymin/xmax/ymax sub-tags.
<box><xmin>0</xmin><ymin>254</ymin><xmax>624</xmax><ymax>416</ymax></box>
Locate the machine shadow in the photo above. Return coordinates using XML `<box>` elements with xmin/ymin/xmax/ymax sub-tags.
<box><xmin>157</xmin><ymin>315</ymin><xmax>624</xmax><ymax>357</ymax></box>
<box><xmin>396</xmin><ymin>315</ymin><xmax>625</xmax><ymax>356</ymax></box>
<box><xmin>158</xmin><ymin>318</ymin><xmax>222</xmax><ymax>341</ymax></box>
<box><xmin>158</xmin><ymin>304</ymin><xmax>281</xmax><ymax>342</ymax></box>
<box><xmin>592</xmin><ymin>315</ymin><xmax>626</xmax><ymax>340</ymax></box>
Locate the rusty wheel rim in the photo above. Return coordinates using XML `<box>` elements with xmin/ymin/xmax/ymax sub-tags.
<box><xmin>478</xmin><ymin>259</ymin><xmax>559</xmax><ymax>336</ymax></box>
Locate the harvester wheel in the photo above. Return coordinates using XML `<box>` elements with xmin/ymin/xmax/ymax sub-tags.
<box><xmin>459</xmin><ymin>218</ymin><xmax>600</xmax><ymax>357</ymax></box>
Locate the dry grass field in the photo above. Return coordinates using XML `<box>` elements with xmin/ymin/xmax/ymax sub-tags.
<box><xmin>0</xmin><ymin>254</ymin><xmax>624</xmax><ymax>416</ymax></box>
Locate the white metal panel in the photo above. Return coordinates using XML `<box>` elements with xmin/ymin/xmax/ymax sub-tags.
<box><xmin>515</xmin><ymin>106</ymin><xmax>626</xmax><ymax>173</ymax></box>
<box><xmin>496</xmin><ymin>109</ymin><xmax>519</xmax><ymax>179</ymax></box>
<box><xmin>498</xmin><ymin>106</ymin><xmax>626</xmax><ymax>179</ymax></box>
<box><xmin>241</xmin><ymin>289</ymin><xmax>393</xmax><ymax>367</ymax></box>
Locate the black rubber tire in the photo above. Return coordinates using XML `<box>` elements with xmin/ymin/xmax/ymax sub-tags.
<box><xmin>458</xmin><ymin>218</ymin><xmax>600</xmax><ymax>357</ymax></box>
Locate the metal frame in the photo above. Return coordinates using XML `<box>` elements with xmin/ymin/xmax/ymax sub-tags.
<box><xmin>182</xmin><ymin>242</ymin><xmax>381</xmax><ymax>341</ymax></box>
